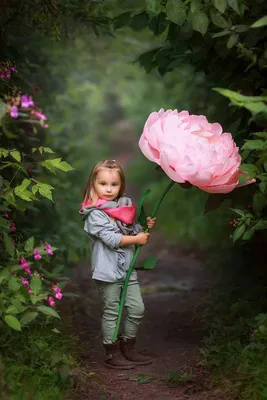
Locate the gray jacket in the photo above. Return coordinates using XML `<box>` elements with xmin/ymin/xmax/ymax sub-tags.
<box><xmin>81</xmin><ymin>198</ymin><xmax>143</xmax><ymax>282</ymax></box>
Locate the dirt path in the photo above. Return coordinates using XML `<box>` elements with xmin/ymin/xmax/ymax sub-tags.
<box><xmin>66</xmin><ymin>237</ymin><xmax>228</xmax><ymax>400</ymax></box>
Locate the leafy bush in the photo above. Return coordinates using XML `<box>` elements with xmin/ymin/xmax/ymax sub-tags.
<box><xmin>0</xmin><ymin>66</ymin><xmax>76</xmax><ymax>396</ymax></box>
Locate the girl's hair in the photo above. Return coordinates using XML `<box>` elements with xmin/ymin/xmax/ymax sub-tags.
<box><xmin>83</xmin><ymin>160</ymin><xmax>126</xmax><ymax>205</ymax></box>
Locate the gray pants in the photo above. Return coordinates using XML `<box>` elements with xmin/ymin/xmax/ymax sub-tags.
<box><xmin>96</xmin><ymin>279</ymin><xmax>145</xmax><ymax>344</ymax></box>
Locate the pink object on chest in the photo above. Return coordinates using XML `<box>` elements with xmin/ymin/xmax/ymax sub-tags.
<box><xmin>82</xmin><ymin>199</ymin><xmax>136</xmax><ymax>224</ymax></box>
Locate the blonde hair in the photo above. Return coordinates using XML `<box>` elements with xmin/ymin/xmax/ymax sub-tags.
<box><xmin>83</xmin><ymin>160</ymin><xmax>126</xmax><ymax>205</ymax></box>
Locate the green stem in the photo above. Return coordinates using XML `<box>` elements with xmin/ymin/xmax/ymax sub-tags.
<box><xmin>112</xmin><ymin>180</ymin><xmax>175</xmax><ymax>342</ymax></box>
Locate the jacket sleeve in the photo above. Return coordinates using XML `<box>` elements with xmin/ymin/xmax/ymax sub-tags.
<box><xmin>132</xmin><ymin>223</ymin><xmax>144</xmax><ymax>235</ymax></box>
<box><xmin>84</xmin><ymin>210</ymin><xmax>122</xmax><ymax>250</ymax></box>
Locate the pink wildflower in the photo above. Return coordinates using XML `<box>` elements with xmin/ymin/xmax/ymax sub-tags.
<box><xmin>10</xmin><ymin>106</ymin><xmax>18</xmax><ymax>118</ymax></box>
<box><xmin>52</xmin><ymin>284</ymin><xmax>61</xmax><ymax>294</ymax></box>
<box><xmin>0</xmin><ymin>64</ymin><xmax>17</xmax><ymax>79</ymax></box>
<box><xmin>21</xmin><ymin>95</ymin><xmax>35</xmax><ymax>108</ymax></box>
<box><xmin>44</xmin><ymin>243</ymin><xmax>53</xmax><ymax>255</ymax></box>
<box><xmin>33</xmin><ymin>249</ymin><xmax>42</xmax><ymax>260</ymax></box>
<box><xmin>26</xmin><ymin>268</ymin><xmax>33</xmax><ymax>276</ymax></box>
<box><xmin>28</xmin><ymin>287</ymin><xmax>33</xmax><ymax>294</ymax></box>
<box><xmin>34</xmin><ymin>111</ymin><xmax>47</xmax><ymax>120</ymax></box>
<box><xmin>10</xmin><ymin>222</ymin><xmax>16</xmax><ymax>232</ymax></box>
<box><xmin>27</xmin><ymin>96</ymin><xmax>34</xmax><ymax>107</ymax></box>
<box><xmin>2</xmin><ymin>212</ymin><xmax>9</xmax><ymax>219</ymax></box>
<box><xmin>229</xmin><ymin>219</ymin><xmax>238</xmax><ymax>228</ymax></box>
<box><xmin>52</xmin><ymin>284</ymin><xmax>63</xmax><ymax>300</ymax></box>
<box><xmin>20</xmin><ymin>261</ymin><xmax>33</xmax><ymax>276</ymax></box>
<box><xmin>20</xmin><ymin>258</ymin><xmax>27</xmax><ymax>264</ymax></box>
<box><xmin>47</xmin><ymin>296</ymin><xmax>55</xmax><ymax>307</ymax></box>
<box><xmin>20</xmin><ymin>278</ymin><xmax>29</xmax><ymax>285</ymax></box>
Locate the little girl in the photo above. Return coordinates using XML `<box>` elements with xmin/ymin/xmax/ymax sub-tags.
<box><xmin>80</xmin><ymin>160</ymin><xmax>156</xmax><ymax>370</ymax></box>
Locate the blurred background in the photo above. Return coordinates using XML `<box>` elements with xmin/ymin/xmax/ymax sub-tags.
<box><xmin>6</xmin><ymin>7</ymin><xmax>234</xmax><ymax>260</ymax></box>
<box><xmin>1</xmin><ymin>1</ymin><xmax>267</xmax><ymax>399</ymax></box>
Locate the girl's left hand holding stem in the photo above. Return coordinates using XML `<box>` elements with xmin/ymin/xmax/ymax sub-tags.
<box><xmin>146</xmin><ymin>217</ymin><xmax>156</xmax><ymax>229</ymax></box>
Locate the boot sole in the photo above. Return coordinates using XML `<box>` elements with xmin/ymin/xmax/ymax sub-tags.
<box><xmin>130</xmin><ymin>360</ymin><xmax>153</xmax><ymax>366</ymax></box>
<box><xmin>104</xmin><ymin>362</ymin><xmax>135</xmax><ymax>370</ymax></box>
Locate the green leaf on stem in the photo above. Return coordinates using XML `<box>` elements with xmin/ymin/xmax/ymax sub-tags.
<box><xmin>3</xmin><ymin>232</ymin><xmax>15</xmax><ymax>257</ymax></box>
<box><xmin>228</xmin><ymin>0</ymin><xmax>240</xmax><ymax>14</ymax></box>
<box><xmin>24</xmin><ymin>236</ymin><xmax>34</xmax><ymax>252</ymax></box>
<box><xmin>136</xmin><ymin>255</ymin><xmax>157</xmax><ymax>270</ymax></box>
<box><xmin>190</xmin><ymin>0</ymin><xmax>202</xmax><ymax>14</ymax></box>
<box><xmin>31</xmin><ymin>275</ymin><xmax>42</xmax><ymax>295</ymax></box>
<box><xmin>10</xmin><ymin>151</ymin><xmax>21</xmax><ymax>163</ymax></box>
<box><xmin>192</xmin><ymin>11</ymin><xmax>209</xmax><ymax>35</ymax></box>
<box><xmin>6</xmin><ymin>305</ymin><xmax>20</xmax><ymax>314</ymax></box>
<box><xmin>0</xmin><ymin>267</ymin><xmax>10</xmax><ymax>283</ymax></box>
<box><xmin>8</xmin><ymin>276</ymin><xmax>20</xmax><ymax>292</ymax></box>
<box><xmin>36</xmin><ymin>182</ymin><xmax>54</xmax><ymax>201</ymax></box>
<box><xmin>233</xmin><ymin>224</ymin><xmax>246</xmax><ymax>242</ymax></box>
<box><xmin>4</xmin><ymin>315</ymin><xmax>21</xmax><ymax>331</ymax></box>
<box><xmin>14</xmin><ymin>179</ymin><xmax>34</xmax><ymax>201</ymax></box>
<box><xmin>0</xmin><ymin>216</ymin><xmax>11</xmax><ymax>229</ymax></box>
<box><xmin>242</xmin><ymin>140</ymin><xmax>266</xmax><ymax>150</ymax></box>
<box><xmin>227</xmin><ymin>33</ymin><xmax>239</xmax><ymax>49</ymax></box>
<box><xmin>212</xmin><ymin>0</ymin><xmax>227</xmax><ymax>13</ymax></box>
<box><xmin>229</xmin><ymin>208</ymin><xmax>244</xmax><ymax>216</ymax></box>
<box><xmin>37</xmin><ymin>305</ymin><xmax>60</xmax><ymax>319</ymax></box>
<box><xmin>251</xmin><ymin>15</ymin><xmax>267</xmax><ymax>28</ymax></box>
<box><xmin>242</xmin><ymin>228</ymin><xmax>254</xmax><ymax>240</ymax></box>
<box><xmin>41</xmin><ymin>158</ymin><xmax>74</xmax><ymax>174</ymax></box>
<box><xmin>253</xmin><ymin>220</ymin><xmax>267</xmax><ymax>230</ymax></box>
<box><xmin>165</xmin><ymin>0</ymin><xmax>187</xmax><ymax>26</ymax></box>
<box><xmin>210</xmin><ymin>10</ymin><xmax>231</xmax><ymax>28</ymax></box>
<box><xmin>20</xmin><ymin>312</ymin><xmax>38</xmax><ymax>326</ymax></box>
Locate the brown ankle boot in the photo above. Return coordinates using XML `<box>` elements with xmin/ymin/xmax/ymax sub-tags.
<box><xmin>103</xmin><ymin>341</ymin><xmax>135</xmax><ymax>369</ymax></box>
<box><xmin>120</xmin><ymin>337</ymin><xmax>152</xmax><ymax>365</ymax></box>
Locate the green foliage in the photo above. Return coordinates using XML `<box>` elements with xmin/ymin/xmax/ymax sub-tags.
<box><xmin>165</xmin><ymin>0</ymin><xmax>187</xmax><ymax>26</ymax></box>
<box><xmin>0</xmin><ymin>0</ymin><xmax>114</xmax><ymax>43</ymax></box>
<box><xmin>115</xmin><ymin>0</ymin><xmax>267</xmax><ymax>248</ymax></box>
<box><xmin>0</xmin><ymin>25</ymin><xmax>79</xmax><ymax>395</ymax></box>
<box><xmin>0</xmin><ymin>322</ymin><xmax>78</xmax><ymax>399</ymax></box>
<box><xmin>200</xmin><ymin>257</ymin><xmax>267</xmax><ymax>399</ymax></box>
<box><xmin>136</xmin><ymin>255</ymin><xmax>157</xmax><ymax>270</ymax></box>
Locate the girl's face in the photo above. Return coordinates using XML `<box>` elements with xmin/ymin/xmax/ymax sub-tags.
<box><xmin>94</xmin><ymin>168</ymin><xmax>121</xmax><ymax>201</ymax></box>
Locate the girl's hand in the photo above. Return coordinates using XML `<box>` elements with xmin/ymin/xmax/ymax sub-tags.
<box><xmin>136</xmin><ymin>232</ymin><xmax>150</xmax><ymax>245</ymax></box>
<box><xmin>147</xmin><ymin>217</ymin><xmax>156</xmax><ymax>229</ymax></box>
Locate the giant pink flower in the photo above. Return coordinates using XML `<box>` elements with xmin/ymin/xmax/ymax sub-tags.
<box><xmin>139</xmin><ymin>109</ymin><xmax>255</xmax><ymax>194</ymax></box>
